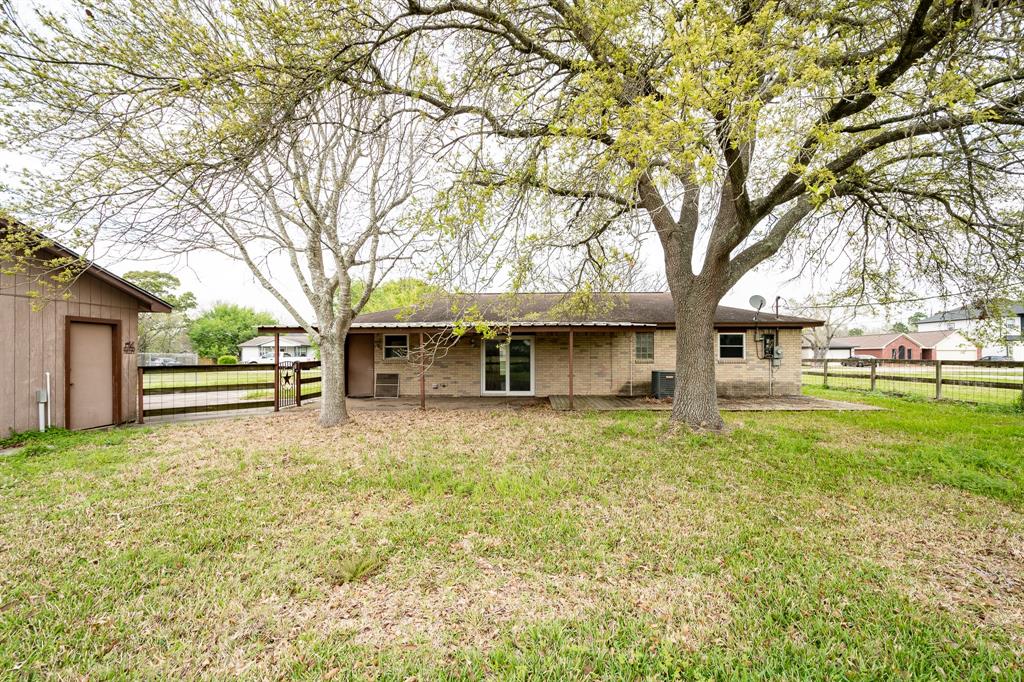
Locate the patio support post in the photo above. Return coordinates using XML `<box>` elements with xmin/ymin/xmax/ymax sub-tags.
<box><xmin>137</xmin><ymin>366</ymin><xmax>144</xmax><ymax>424</ymax></box>
<box><xmin>568</xmin><ymin>328</ymin><xmax>575</xmax><ymax>410</ymax></box>
<box><xmin>274</xmin><ymin>332</ymin><xmax>280</xmax><ymax>412</ymax></box>
<box><xmin>419</xmin><ymin>332</ymin><xmax>426</xmax><ymax>410</ymax></box>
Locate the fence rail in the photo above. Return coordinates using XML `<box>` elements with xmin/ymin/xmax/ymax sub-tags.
<box><xmin>802</xmin><ymin>358</ymin><xmax>1024</xmax><ymax>406</ymax></box>
<box><xmin>138</xmin><ymin>361</ymin><xmax>322</xmax><ymax>422</ymax></box>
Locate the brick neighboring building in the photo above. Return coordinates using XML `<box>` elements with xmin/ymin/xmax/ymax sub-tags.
<box><xmin>830</xmin><ymin>330</ymin><xmax>979</xmax><ymax>361</ymax></box>
<box><xmin>301</xmin><ymin>292</ymin><xmax>822</xmax><ymax>399</ymax></box>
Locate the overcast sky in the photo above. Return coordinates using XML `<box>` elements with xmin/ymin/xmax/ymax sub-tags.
<box><xmin>2</xmin><ymin>135</ymin><xmax>900</xmax><ymax>329</ymax></box>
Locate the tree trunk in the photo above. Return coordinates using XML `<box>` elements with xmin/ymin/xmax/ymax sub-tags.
<box><xmin>669</xmin><ymin>295</ymin><xmax>726</xmax><ymax>432</ymax></box>
<box><xmin>318</xmin><ymin>331</ymin><xmax>350</xmax><ymax>427</ymax></box>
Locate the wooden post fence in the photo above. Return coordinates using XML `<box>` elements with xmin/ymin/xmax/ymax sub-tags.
<box><xmin>273</xmin><ymin>332</ymin><xmax>280</xmax><ymax>412</ymax></box>
<box><xmin>822</xmin><ymin>359</ymin><xmax>829</xmax><ymax>388</ymax></box>
<box><xmin>935</xmin><ymin>361</ymin><xmax>943</xmax><ymax>400</ymax></box>
<box><xmin>568</xmin><ymin>328</ymin><xmax>575</xmax><ymax>410</ymax></box>
<box><xmin>137</xmin><ymin>366</ymin><xmax>145</xmax><ymax>424</ymax></box>
<box><xmin>869</xmin><ymin>361</ymin><xmax>877</xmax><ymax>392</ymax></box>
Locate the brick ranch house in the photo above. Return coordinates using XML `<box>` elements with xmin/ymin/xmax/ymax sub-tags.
<box><xmin>264</xmin><ymin>293</ymin><xmax>822</xmax><ymax>401</ymax></box>
<box><xmin>827</xmin><ymin>330</ymin><xmax>979</xmax><ymax>361</ymax></box>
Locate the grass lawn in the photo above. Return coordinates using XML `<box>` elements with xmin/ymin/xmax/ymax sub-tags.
<box><xmin>1</xmin><ymin>391</ymin><xmax>1022</xmax><ymax>679</ymax></box>
<box><xmin>803</xmin><ymin>367</ymin><xmax>1024</xmax><ymax>406</ymax></box>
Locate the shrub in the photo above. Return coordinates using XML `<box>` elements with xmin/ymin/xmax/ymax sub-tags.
<box><xmin>217</xmin><ymin>355</ymin><xmax>238</xmax><ymax>365</ymax></box>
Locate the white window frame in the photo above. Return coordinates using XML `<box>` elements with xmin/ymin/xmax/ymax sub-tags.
<box><xmin>634</xmin><ymin>331</ymin><xmax>655</xmax><ymax>362</ymax></box>
<box><xmin>717</xmin><ymin>332</ymin><xmax>746</xmax><ymax>360</ymax></box>
<box><xmin>383</xmin><ymin>334</ymin><xmax>409</xmax><ymax>360</ymax></box>
<box><xmin>480</xmin><ymin>335</ymin><xmax>535</xmax><ymax>396</ymax></box>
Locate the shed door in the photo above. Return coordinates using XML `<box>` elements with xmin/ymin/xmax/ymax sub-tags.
<box><xmin>68</xmin><ymin>321</ymin><xmax>115</xmax><ymax>429</ymax></box>
<box><xmin>346</xmin><ymin>334</ymin><xmax>374</xmax><ymax>397</ymax></box>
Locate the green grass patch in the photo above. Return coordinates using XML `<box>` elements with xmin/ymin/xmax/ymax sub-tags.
<box><xmin>0</xmin><ymin>396</ymin><xmax>1021</xmax><ymax>678</ymax></box>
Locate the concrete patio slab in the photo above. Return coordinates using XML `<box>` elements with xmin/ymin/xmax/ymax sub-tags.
<box><xmin>548</xmin><ymin>394</ymin><xmax>882</xmax><ymax>412</ymax></box>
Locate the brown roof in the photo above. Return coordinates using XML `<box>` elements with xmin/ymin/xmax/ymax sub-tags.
<box><xmin>832</xmin><ymin>329</ymin><xmax>964</xmax><ymax>350</ymax></box>
<box><xmin>351</xmin><ymin>292</ymin><xmax>821</xmax><ymax>329</ymax></box>
<box><xmin>831</xmin><ymin>332</ymin><xmax>908</xmax><ymax>349</ymax></box>
<box><xmin>1</xmin><ymin>219</ymin><xmax>172</xmax><ymax>313</ymax></box>
<box><xmin>908</xmin><ymin>330</ymin><xmax>957</xmax><ymax>348</ymax></box>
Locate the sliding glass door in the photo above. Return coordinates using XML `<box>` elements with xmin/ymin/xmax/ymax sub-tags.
<box><xmin>481</xmin><ymin>336</ymin><xmax>534</xmax><ymax>395</ymax></box>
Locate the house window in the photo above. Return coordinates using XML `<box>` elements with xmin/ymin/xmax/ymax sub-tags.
<box><xmin>383</xmin><ymin>334</ymin><xmax>409</xmax><ymax>359</ymax></box>
<box><xmin>718</xmin><ymin>333</ymin><xmax>745</xmax><ymax>359</ymax></box>
<box><xmin>635</xmin><ymin>332</ymin><xmax>654</xmax><ymax>362</ymax></box>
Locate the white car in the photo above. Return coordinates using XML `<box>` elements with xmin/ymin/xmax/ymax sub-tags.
<box><xmin>279</xmin><ymin>354</ymin><xmax>316</xmax><ymax>368</ymax></box>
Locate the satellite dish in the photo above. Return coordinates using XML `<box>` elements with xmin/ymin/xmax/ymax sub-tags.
<box><xmin>749</xmin><ymin>295</ymin><xmax>766</xmax><ymax>311</ymax></box>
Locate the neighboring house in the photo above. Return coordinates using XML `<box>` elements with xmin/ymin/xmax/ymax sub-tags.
<box><xmin>828</xmin><ymin>330</ymin><xmax>978</xmax><ymax>361</ymax></box>
<box><xmin>238</xmin><ymin>334</ymin><xmax>314</xmax><ymax>364</ymax></box>
<box><xmin>916</xmin><ymin>304</ymin><xmax>1024</xmax><ymax>359</ymax></box>
<box><xmin>0</xmin><ymin>229</ymin><xmax>172</xmax><ymax>434</ymax></box>
<box><xmin>326</xmin><ymin>292</ymin><xmax>822</xmax><ymax>399</ymax></box>
<box><xmin>801</xmin><ymin>340</ymin><xmax>856</xmax><ymax>360</ymax></box>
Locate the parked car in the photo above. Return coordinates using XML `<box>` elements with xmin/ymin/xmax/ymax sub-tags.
<box><xmin>979</xmin><ymin>355</ymin><xmax>1012</xmax><ymax>362</ymax></box>
<box><xmin>279</xmin><ymin>354</ymin><xmax>317</xmax><ymax>368</ymax></box>
<box><xmin>841</xmin><ymin>355</ymin><xmax>876</xmax><ymax>367</ymax></box>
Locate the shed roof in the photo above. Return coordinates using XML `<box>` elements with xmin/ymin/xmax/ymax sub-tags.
<box><xmin>1</xmin><ymin>218</ymin><xmax>172</xmax><ymax>313</ymax></box>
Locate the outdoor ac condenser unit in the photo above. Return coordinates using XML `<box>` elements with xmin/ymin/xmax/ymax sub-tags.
<box><xmin>651</xmin><ymin>370</ymin><xmax>675</xmax><ymax>399</ymax></box>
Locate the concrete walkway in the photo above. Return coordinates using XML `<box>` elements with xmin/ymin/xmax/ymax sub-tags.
<box><xmin>548</xmin><ymin>394</ymin><xmax>881</xmax><ymax>412</ymax></box>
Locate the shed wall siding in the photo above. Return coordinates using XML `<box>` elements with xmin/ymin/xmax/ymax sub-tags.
<box><xmin>364</xmin><ymin>327</ymin><xmax>803</xmax><ymax>399</ymax></box>
<box><xmin>1</xmin><ymin>266</ymin><xmax>141</xmax><ymax>434</ymax></box>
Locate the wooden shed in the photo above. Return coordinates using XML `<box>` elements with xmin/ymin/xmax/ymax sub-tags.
<box><xmin>1</xmin><ymin>232</ymin><xmax>171</xmax><ymax>435</ymax></box>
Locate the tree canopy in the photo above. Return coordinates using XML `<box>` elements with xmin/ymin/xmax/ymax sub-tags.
<box><xmin>123</xmin><ymin>270</ymin><xmax>198</xmax><ymax>354</ymax></box>
<box><xmin>187</xmin><ymin>303</ymin><xmax>277</xmax><ymax>360</ymax></box>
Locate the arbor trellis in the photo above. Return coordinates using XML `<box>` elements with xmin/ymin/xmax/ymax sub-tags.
<box><xmin>2</xmin><ymin>0</ymin><xmax>1024</xmax><ymax>430</ymax></box>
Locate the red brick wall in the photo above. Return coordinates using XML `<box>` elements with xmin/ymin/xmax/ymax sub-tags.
<box><xmin>855</xmin><ymin>337</ymin><xmax>923</xmax><ymax>359</ymax></box>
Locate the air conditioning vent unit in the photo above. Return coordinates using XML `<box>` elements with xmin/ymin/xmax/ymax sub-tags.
<box><xmin>651</xmin><ymin>370</ymin><xmax>675</xmax><ymax>399</ymax></box>
<box><xmin>374</xmin><ymin>373</ymin><xmax>400</xmax><ymax>398</ymax></box>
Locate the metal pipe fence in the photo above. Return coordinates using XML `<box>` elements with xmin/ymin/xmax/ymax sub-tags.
<box><xmin>138</xmin><ymin>361</ymin><xmax>322</xmax><ymax>423</ymax></box>
<box><xmin>802</xmin><ymin>359</ymin><xmax>1024</xmax><ymax>407</ymax></box>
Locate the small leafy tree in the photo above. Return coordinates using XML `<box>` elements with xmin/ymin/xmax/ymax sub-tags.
<box><xmin>0</xmin><ymin>2</ymin><xmax>435</xmax><ymax>427</ymax></box>
<box><xmin>123</xmin><ymin>271</ymin><xmax>197</xmax><ymax>353</ymax></box>
<box><xmin>188</xmin><ymin>304</ymin><xmax>276</xmax><ymax>361</ymax></box>
<box><xmin>787</xmin><ymin>296</ymin><xmax>856</xmax><ymax>360</ymax></box>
